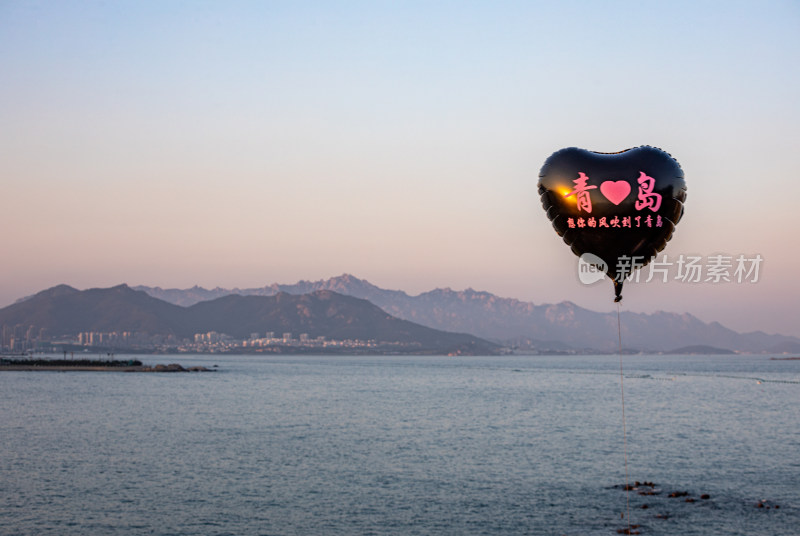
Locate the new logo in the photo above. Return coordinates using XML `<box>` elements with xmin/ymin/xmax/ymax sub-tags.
<box><xmin>578</xmin><ymin>253</ymin><xmax>608</xmax><ymax>285</ymax></box>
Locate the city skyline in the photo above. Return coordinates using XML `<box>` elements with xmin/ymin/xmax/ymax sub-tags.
<box><xmin>2</xmin><ymin>1</ymin><xmax>799</xmax><ymax>337</ymax></box>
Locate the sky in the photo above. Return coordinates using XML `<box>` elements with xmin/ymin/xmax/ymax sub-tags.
<box><xmin>1</xmin><ymin>0</ymin><xmax>799</xmax><ymax>337</ymax></box>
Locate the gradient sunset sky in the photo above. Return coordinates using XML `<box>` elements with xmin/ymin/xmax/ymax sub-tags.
<box><xmin>2</xmin><ymin>1</ymin><xmax>799</xmax><ymax>337</ymax></box>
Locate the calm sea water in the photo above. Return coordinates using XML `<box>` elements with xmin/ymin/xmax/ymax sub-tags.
<box><xmin>1</xmin><ymin>354</ymin><xmax>799</xmax><ymax>536</ymax></box>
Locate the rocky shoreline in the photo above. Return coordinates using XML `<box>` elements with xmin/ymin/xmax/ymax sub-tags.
<box><xmin>0</xmin><ymin>358</ymin><xmax>213</xmax><ymax>372</ymax></box>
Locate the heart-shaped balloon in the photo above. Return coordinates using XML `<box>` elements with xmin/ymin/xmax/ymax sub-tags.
<box><xmin>538</xmin><ymin>146</ymin><xmax>687</xmax><ymax>301</ymax></box>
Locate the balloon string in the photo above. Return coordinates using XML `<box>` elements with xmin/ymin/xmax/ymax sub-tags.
<box><xmin>617</xmin><ymin>301</ymin><xmax>632</xmax><ymax>533</ymax></box>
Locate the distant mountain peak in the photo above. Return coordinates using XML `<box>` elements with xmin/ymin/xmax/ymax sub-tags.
<box><xmin>15</xmin><ymin>284</ymin><xmax>80</xmax><ymax>304</ymax></box>
<box><xmin>42</xmin><ymin>284</ymin><xmax>79</xmax><ymax>295</ymax></box>
<box><xmin>109</xmin><ymin>283</ymin><xmax>132</xmax><ymax>290</ymax></box>
<box><xmin>332</xmin><ymin>273</ymin><xmax>360</xmax><ymax>282</ymax></box>
<box><xmin>324</xmin><ymin>273</ymin><xmax>380</xmax><ymax>289</ymax></box>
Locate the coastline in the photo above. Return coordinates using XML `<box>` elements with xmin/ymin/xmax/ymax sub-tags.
<box><xmin>0</xmin><ymin>361</ymin><xmax>212</xmax><ymax>372</ymax></box>
<box><xmin>0</xmin><ymin>364</ymin><xmax>145</xmax><ymax>372</ymax></box>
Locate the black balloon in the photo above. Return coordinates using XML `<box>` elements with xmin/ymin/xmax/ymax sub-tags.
<box><xmin>538</xmin><ymin>146</ymin><xmax>686</xmax><ymax>301</ymax></box>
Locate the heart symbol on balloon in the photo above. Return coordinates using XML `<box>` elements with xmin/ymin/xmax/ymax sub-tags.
<box><xmin>599</xmin><ymin>180</ymin><xmax>631</xmax><ymax>205</ymax></box>
<box><xmin>538</xmin><ymin>146</ymin><xmax>686</xmax><ymax>301</ymax></box>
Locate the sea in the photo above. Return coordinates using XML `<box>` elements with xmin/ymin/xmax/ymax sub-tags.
<box><xmin>1</xmin><ymin>353</ymin><xmax>798</xmax><ymax>536</ymax></box>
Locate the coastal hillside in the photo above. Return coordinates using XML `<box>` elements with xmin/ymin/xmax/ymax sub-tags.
<box><xmin>0</xmin><ymin>285</ymin><xmax>498</xmax><ymax>355</ymax></box>
<box><xmin>135</xmin><ymin>275</ymin><xmax>800</xmax><ymax>353</ymax></box>
<box><xmin>3</xmin><ymin>284</ymin><xmax>190</xmax><ymax>336</ymax></box>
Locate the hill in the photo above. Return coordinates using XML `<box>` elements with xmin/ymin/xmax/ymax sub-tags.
<box><xmin>185</xmin><ymin>291</ymin><xmax>494</xmax><ymax>352</ymax></box>
<box><xmin>134</xmin><ymin>275</ymin><xmax>800</xmax><ymax>353</ymax></box>
<box><xmin>0</xmin><ymin>285</ymin><xmax>497</xmax><ymax>355</ymax></box>
<box><xmin>1</xmin><ymin>284</ymin><xmax>189</xmax><ymax>336</ymax></box>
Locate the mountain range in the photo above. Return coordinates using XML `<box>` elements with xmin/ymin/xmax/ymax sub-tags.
<box><xmin>133</xmin><ymin>274</ymin><xmax>800</xmax><ymax>353</ymax></box>
<box><xmin>1</xmin><ymin>284</ymin><xmax>496</xmax><ymax>355</ymax></box>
